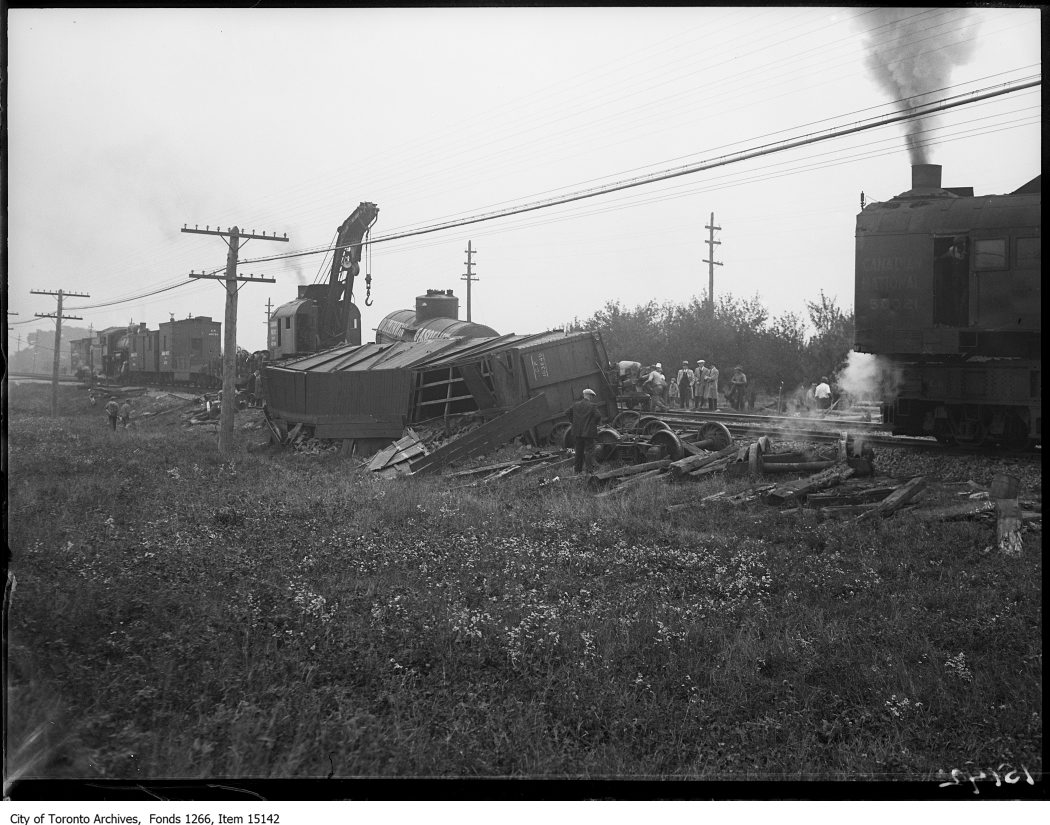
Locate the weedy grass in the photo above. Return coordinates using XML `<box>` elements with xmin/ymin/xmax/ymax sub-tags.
<box><xmin>5</xmin><ymin>383</ymin><xmax>1042</xmax><ymax>783</ymax></box>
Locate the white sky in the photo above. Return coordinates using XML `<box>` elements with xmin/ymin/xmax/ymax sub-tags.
<box><xmin>5</xmin><ymin>7</ymin><xmax>1042</xmax><ymax>353</ymax></box>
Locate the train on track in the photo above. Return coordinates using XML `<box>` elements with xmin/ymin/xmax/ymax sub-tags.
<box><xmin>855</xmin><ymin>163</ymin><xmax>1040</xmax><ymax>450</ymax></box>
<box><xmin>70</xmin><ymin>316</ymin><xmax>267</xmax><ymax>390</ymax></box>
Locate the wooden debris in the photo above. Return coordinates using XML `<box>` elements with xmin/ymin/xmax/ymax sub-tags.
<box><xmin>588</xmin><ymin>458</ymin><xmax>673</xmax><ymax>491</ymax></box>
<box><xmin>990</xmin><ymin>473</ymin><xmax>1024</xmax><ymax>555</ymax></box>
<box><xmin>367</xmin><ymin>428</ymin><xmax>427</xmax><ymax>472</ymax></box>
<box><xmin>594</xmin><ymin>467</ymin><xmax>666</xmax><ymax>498</ymax></box>
<box><xmin>520</xmin><ymin>456</ymin><xmax>575</xmax><ymax>477</ymax></box>
<box><xmin>854</xmin><ymin>476</ymin><xmax>926</xmax><ymax>522</ymax></box>
<box><xmin>807</xmin><ymin>486</ymin><xmax>898</xmax><ymax>506</ymax></box>
<box><xmin>911</xmin><ymin>500</ymin><xmax>997</xmax><ymax>522</ymax></box>
<box><xmin>667</xmin><ymin>444</ymin><xmax>738</xmax><ymax>479</ymax></box>
<box><xmin>410</xmin><ymin>393</ymin><xmax>551</xmax><ymax>475</ymax></box>
<box><xmin>765</xmin><ymin>465</ymin><xmax>856</xmax><ymax>506</ymax></box>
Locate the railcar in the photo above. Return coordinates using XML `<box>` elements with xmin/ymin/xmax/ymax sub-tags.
<box><xmin>855</xmin><ymin>164</ymin><xmax>1040</xmax><ymax>449</ymax></box>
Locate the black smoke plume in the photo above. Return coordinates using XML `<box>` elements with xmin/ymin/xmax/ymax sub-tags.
<box><xmin>860</xmin><ymin>8</ymin><xmax>980</xmax><ymax>164</ymax></box>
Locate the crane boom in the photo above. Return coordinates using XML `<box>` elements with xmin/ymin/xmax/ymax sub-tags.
<box><xmin>321</xmin><ymin>201</ymin><xmax>380</xmax><ymax>347</ymax></box>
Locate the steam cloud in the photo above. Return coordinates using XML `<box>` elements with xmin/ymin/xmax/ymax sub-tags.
<box><xmin>860</xmin><ymin>8</ymin><xmax>980</xmax><ymax>164</ymax></box>
<box><xmin>834</xmin><ymin>351</ymin><xmax>902</xmax><ymax>404</ymax></box>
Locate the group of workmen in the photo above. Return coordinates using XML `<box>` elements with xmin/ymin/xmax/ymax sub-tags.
<box><xmin>615</xmin><ymin>359</ymin><xmax>753</xmax><ymax>412</ymax></box>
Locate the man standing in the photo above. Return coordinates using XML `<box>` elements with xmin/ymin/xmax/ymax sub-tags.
<box><xmin>693</xmin><ymin>361</ymin><xmax>706</xmax><ymax>409</ymax></box>
<box><xmin>729</xmin><ymin>366</ymin><xmax>748</xmax><ymax>411</ymax></box>
<box><xmin>565</xmin><ymin>388</ymin><xmax>604</xmax><ymax>475</ymax></box>
<box><xmin>676</xmin><ymin>361</ymin><xmax>694</xmax><ymax>411</ymax></box>
<box><xmin>704</xmin><ymin>363</ymin><xmax>720</xmax><ymax>410</ymax></box>
<box><xmin>119</xmin><ymin>400</ymin><xmax>132</xmax><ymax>429</ymax></box>
<box><xmin>641</xmin><ymin>363</ymin><xmax>667</xmax><ymax>411</ymax></box>
<box><xmin>104</xmin><ymin>398</ymin><xmax>120</xmax><ymax>431</ymax></box>
<box><xmin>814</xmin><ymin>376</ymin><xmax>832</xmax><ymax>411</ymax></box>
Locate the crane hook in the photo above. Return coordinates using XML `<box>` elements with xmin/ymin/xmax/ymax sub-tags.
<box><xmin>364</xmin><ymin>272</ymin><xmax>373</xmax><ymax>306</ymax></box>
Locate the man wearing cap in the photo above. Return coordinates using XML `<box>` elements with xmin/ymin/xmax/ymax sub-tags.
<box><xmin>692</xmin><ymin>361</ymin><xmax>706</xmax><ymax>409</ymax></box>
<box><xmin>729</xmin><ymin>365</ymin><xmax>748</xmax><ymax>411</ymax></box>
<box><xmin>641</xmin><ymin>363</ymin><xmax>667</xmax><ymax>411</ymax></box>
<box><xmin>675</xmin><ymin>361</ymin><xmax>694</xmax><ymax>411</ymax></box>
<box><xmin>565</xmin><ymin>388</ymin><xmax>605</xmax><ymax>475</ymax></box>
<box><xmin>703</xmin><ymin>362</ymin><xmax>720</xmax><ymax>410</ymax></box>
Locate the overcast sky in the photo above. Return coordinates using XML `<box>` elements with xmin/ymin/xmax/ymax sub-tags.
<box><xmin>6</xmin><ymin>7</ymin><xmax>1041</xmax><ymax>353</ymax></box>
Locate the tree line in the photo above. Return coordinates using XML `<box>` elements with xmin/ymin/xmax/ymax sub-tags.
<box><xmin>582</xmin><ymin>291</ymin><xmax>854</xmax><ymax>398</ymax></box>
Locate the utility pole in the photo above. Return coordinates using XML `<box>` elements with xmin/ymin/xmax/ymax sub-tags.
<box><xmin>461</xmin><ymin>240</ymin><xmax>478</xmax><ymax>322</ymax></box>
<box><xmin>265</xmin><ymin>298</ymin><xmax>274</xmax><ymax>320</ymax></box>
<box><xmin>702</xmin><ymin>212</ymin><xmax>723</xmax><ymax>320</ymax></box>
<box><xmin>183</xmin><ymin>224</ymin><xmax>286</xmax><ymax>457</ymax></box>
<box><xmin>31</xmin><ymin>289</ymin><xmax>89</xmax><ymax>416</ymax></box>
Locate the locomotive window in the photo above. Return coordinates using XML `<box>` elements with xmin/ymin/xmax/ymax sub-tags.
<box><xmin>285</xmin><ymin>317</ymin><xmax>291</xmax><ymax>330</ymax></box>
<box><xmin>1016</xmin><ymin>237</ymin><xmax>1040</xmax><ymax>268</ymax></box>
<box><xmin>974</xmin><ymin>238</ymin><xmax>1007</xmax><ymax>270</ymax></box>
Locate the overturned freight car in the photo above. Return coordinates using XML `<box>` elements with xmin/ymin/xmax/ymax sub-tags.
<box><xmin>262</xmin><ymin>329</ymin><xmax>616</xmax><ymax>457</ymax></box>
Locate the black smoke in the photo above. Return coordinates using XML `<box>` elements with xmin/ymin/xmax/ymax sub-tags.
<box><xmin>860</xmin><ymin>8</ymin><xmax>980</xmax><ymax>164</ymax></box>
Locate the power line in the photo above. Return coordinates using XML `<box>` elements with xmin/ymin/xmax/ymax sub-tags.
<box><xmin>235</xmin><ymin>78</ymin><xmax>1039</xmax><ymax>269</ymax></box>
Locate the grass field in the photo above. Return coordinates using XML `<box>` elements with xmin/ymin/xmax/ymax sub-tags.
<box><xmin>5</xmin><ymin>383</ymin><xmax>1042</xmax><ymax>787</ymax></box>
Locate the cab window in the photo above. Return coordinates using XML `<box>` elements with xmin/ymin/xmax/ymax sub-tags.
<box><xmin>973</xmin><ymin>238</ymin><xmax>1007</xmax><ymax>270</ymax></box>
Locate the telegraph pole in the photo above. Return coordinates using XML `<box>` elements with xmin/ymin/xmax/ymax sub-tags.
<box><xmin>183</xmin><ymin>224</ymin><xmax>286</xmax><ymax>457</ymax></box>
<box><xmin>461</xmin><ymin>241</ymin><xmax>478</xmax><ymax>322</ymax></box>
<box><xmin>31</xmin><ymin>289</ymin><xmax>89</xmax><ymax>416</ymax></box>
<box><xmin>265</xmin><ymin>298</ymin><xmax>274</xmax><ymax>320</ymax></box>
<box><xmin>702</xmin><ymin>212</ymin><xmax>722</xmax><ymax>320</ymax></box>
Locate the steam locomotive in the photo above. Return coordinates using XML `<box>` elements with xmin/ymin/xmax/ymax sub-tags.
<box><xmin>71</xmin><ymin>316</ymin><xmax>233</xmax><ymax>389</ymax></box>
<box><xmin>855</xmin><ymin>164</ymin><xmax>1040</xmax><ymax>449</ymax></box>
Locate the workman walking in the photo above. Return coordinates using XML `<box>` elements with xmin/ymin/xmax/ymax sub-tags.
<box><xmin>565</xmin><ymin>388</ymin><xmax>604</xmax><ymax>475</ymax></box>
<box><xmin>119</xmin><ymin>400</ymin><xmax>132</xmax><ymax>429</ymax></box>
<box><xmin>104</xmin><ymin>398</ymin><xmax>120</xmax><ymax>431</ymax></box>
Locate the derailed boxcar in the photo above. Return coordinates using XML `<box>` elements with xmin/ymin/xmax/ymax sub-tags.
<box><xmin>262</xmin><ymin>329</ymin><xmax>616</xmax><ymax>456</ymax></box>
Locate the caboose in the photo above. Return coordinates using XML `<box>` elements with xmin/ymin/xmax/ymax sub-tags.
<box><xmin>855</xmin><ymin>164</ymin><xmax>1040</xmax><ymax>449</ymax></box>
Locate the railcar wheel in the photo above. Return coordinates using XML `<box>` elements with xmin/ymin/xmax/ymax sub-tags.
<box><xmin>612</xmin><ymin>410</ymin><xmax>642</xmax><ymax>432</ymax></box>
<box><xmin>639</xmin><ymin>416</ymin><xmax>671</xmax><ymax>436</ymax></box>
<box><xmin>648</xmin><ymin>428</ymin><xmax>685</xmax><ymax>462</ymax></box>
<box><xmin>594</xmin><ymin>427</ymin><xmax>622</xmax><ymax>464</ymax></box>
<box><xmin>548</xmin><ymin>421</ymin><xmax>572</xmax><ymax>450</ymax></box>
<box><xmin>696</xmin><ymin>421</ymin><xmax>733</xmax><ymax>451</ymax></box>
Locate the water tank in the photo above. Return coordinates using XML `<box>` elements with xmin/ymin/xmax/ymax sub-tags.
<box><xmin>416</xmin><ymin>289</ymin><xmax>459</xmax><ymax>322</ymax></box>
<box><xmin>413</xmin><ymin>317</ymin><xmax>499</xmax><ymax>341</ymax></box>
<box><xmin>375</xmin><ymin>309</ymin><xmax>417</xmax><ymax>344</ymax></box>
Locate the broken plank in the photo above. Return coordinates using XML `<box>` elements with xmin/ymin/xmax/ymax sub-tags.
<box><xmin>668</xmin><ymin>443</ymin><xmax>738</xmax><ymax>478</ymax></box>
<box><xmin>587</xmin><ymin>458</ymin><xmax>673</xmax><ymax>490</ymax></box>
<box><xmin>912</xmin><ymin>500</ymin><xmax>997</xmax><ymax>521</ymax></box>
<box><xmin>521</xmin><ymin>456</ymin><xmax>575</xmax><ymax>477</ymax></box>
<box><xmin>765</xmin><ymin>465</ymin><xmax>856</xmax><ymax>506</ymax></box>
<box><xmin>409</xmin><ymin>393</ymin><xmax>550</xmax><ymax>475</ymax></box>
<box><xmin>594</xmin><ymin>468</ymin><xmax>667</xmax><ymax>498</ymax></box>
<box><xmin>854</xmin><ymin>476</ymin><xmax>926</xmax><ymax>522</ymax></box>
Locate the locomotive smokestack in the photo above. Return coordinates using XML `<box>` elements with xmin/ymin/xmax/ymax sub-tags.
<box><xmin>912</xmin><ymin>164</ymin><xmax>942</xmax><ymax>190</ymax></box>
